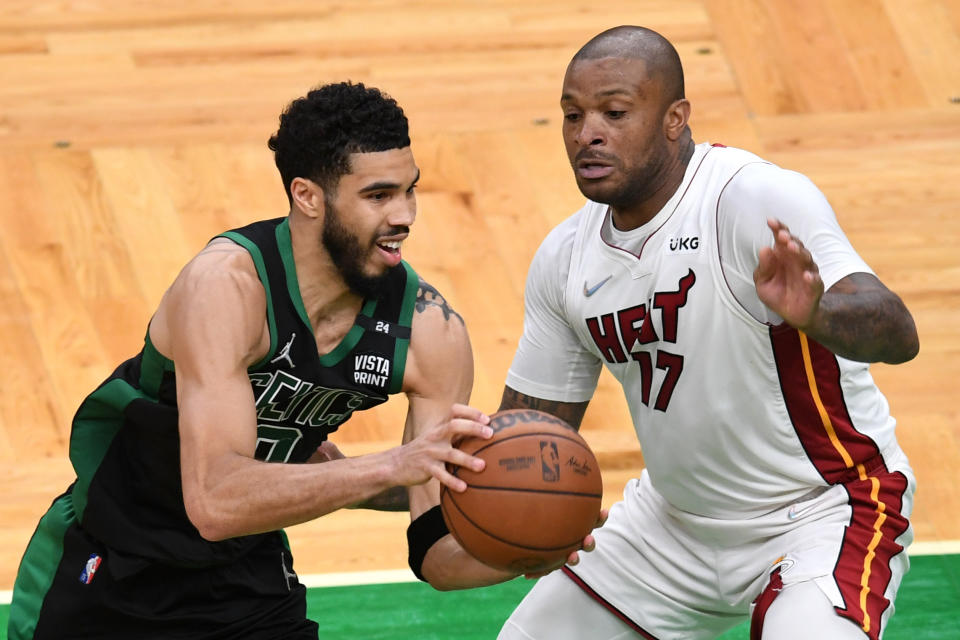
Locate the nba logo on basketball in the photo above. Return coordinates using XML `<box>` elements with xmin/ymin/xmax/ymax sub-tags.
<box><xmin>79</xmin><ymin>553</ymin><xmax>102</xmax><ymax>585</ymax></box>
<box><xmin>539</xmin><ymin>440</ymin><xmax>560</xmax><ymax>482</ymax></box>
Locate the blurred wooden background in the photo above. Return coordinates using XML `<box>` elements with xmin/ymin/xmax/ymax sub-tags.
<box><xmin>1</xmin><ymin>0</ymin><xmax>958</xmax><ymax>589</ymax></box>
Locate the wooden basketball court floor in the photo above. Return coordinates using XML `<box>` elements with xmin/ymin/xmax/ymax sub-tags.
<box><xmin>0</xmin><ymin>0</ymin><xmax>958</xmax><ymax>593</ymax></box>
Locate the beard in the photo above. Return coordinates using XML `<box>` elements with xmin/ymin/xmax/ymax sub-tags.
<box><xmin>321</xmin><ymin>202</ymin><xmax>397</xmax><ymax>300</ymax></box>
<box><xmin>573</xmin><ymin>135</ymin><xmax>672</xmax><ymax>211</ymax></box>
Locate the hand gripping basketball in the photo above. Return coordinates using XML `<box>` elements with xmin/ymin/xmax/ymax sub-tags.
<box><xmin>439</xmin><ymin>409</ymin><xmax>603</xmax><ymax>574</ymax></box>
<box><xmin>396</xmin><ymin>404</ymin><xmax>492</xmax><ymax>491</ymax></box>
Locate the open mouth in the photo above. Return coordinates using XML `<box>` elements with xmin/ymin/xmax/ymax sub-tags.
<box><xmin>578</xmin><ymin>163</ymin><xmax>615</xmax><ymax>179</ymax></box>
<box><xmin>376</xmin><ymin>238</ymin><xmax>404</xmax><ymax>266</ymax></box>
<box><xmin>377</xmin><ymin>239</ymin><xmax>402</xmax><ymax>254</ymax></box>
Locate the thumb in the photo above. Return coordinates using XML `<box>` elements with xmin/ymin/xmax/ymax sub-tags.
<box><xmin>754</xmin><ymin>246</ymin><xmax>776</xmax><ymax>284</ymax></box>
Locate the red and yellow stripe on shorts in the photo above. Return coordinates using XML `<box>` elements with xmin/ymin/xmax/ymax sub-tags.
<box><xmin>771</xmin><ymin>326</ymin><xmax>910</xmax><ymax>640</ymax></box>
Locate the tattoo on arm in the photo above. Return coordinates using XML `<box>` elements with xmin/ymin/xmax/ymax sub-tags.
<box><xmin>353</xmin><ymin>485</ymin><xmax>409</xmax><ymax>512</ymax></box>
<box><xmin>415</xmin><ymin>277</ymin><xmax>464</xmax><ymax>325</ymax></box>
<box><xmin>498</xmin><ymin>387</ymin><xmax>590</xmax><ymax>430</ymax></box>
<box><xmin>808</xmin><ymin>273</ymin><xmax>919</xmax><ymax>364</ymax></box>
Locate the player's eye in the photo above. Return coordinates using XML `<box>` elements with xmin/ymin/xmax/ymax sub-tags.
<box><xmin>563</xmin><ymin>112</ymin><xmax>581</xmax><ymax>122</ymax></box>
<box><xmin>606</xmin><ymin>110</ymin><xmax>626</xmax><ymax>119</ymax></box>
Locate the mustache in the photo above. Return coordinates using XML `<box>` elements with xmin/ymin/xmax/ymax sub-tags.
<box><xmin>573</xmin><ymin>149</ymin><xmax>618</xmax><ymax>165</ymax></box>
<box><xmin>377</xmin><ymin>226</ymin><xmax>409</xmax><ymax>238</ymax></box>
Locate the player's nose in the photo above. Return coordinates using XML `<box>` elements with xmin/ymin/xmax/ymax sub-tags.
<box><xmin>575</xmin><ymin>113</ymin><xmax>606</xmax><ymax>147</ymax></box>
<box><xmin>388</xmin><ymin>199</ymin><xmax>417</xmax><ymax>228</ymax></box>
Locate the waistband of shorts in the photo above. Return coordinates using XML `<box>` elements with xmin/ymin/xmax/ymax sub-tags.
<box><xmin>833</xmin><ymin>441</ymin><xmax>912</xmax><ymax>486</ymax></box>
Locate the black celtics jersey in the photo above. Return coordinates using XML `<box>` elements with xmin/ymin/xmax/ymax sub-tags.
<box><xmin>66</xmin><ymin>217</ymin><xmax>418</xmax><ymax>568</ymax></box>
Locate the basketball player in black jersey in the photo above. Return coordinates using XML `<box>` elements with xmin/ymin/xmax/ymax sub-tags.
<box><xmin>7</xmin><ymin>82</ymin><xmax>510</xmax><ymax>639</ymax></box>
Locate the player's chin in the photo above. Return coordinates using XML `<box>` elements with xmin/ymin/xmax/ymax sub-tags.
<box><xmin>574</xmin><ymin>178</ymin><xmax>619</xmax><ymax>204</ymax></box>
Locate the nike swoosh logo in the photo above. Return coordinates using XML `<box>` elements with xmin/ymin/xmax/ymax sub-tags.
<box><xmin>583</xmin><ymin>275</ymin><xmax>613</xmax><ymax>297</ymax></box>
<box><xmin>786</xmin><ymin>502</ymin><xmax>817</xmax><ymax>520</ymax></box>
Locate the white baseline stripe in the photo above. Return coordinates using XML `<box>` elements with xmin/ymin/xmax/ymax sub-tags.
<box><xmin>909</xmin><ymin>540</ymin><xmax>960</xmax><ymax>556</ymax></box>
<box><xmin>3</xmin><ymin>543</ymin><xmax>958</xmax><ymax>606</ymax></box>
<box><xmin>298</xmin><ymin>568</ymin><xmax>417</xmax><ymax>588</ymax></box>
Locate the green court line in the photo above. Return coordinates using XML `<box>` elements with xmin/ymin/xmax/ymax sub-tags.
<box><xmin>3</xmin><ymin>554</ymin><xmax>957</xmax><ymax>639</ymax></box>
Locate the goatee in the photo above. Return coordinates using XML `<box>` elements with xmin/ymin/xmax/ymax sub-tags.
<box><xmin>322</xmin><ymin>203</ymin><xmax>398</xmax><ymax>299</ymax></box>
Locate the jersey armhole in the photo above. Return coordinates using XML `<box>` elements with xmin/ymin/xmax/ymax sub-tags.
<box><xmin>141</xmin><ymin>329</ymin><xmax>176</xmax><ymax>398</ymax></box>
<box><xmin>388</xmin><ymin>260</ymin><xmax>419</xmax><ymax>394</ymax></box>
<box><xmin>215</xmin><ymin>231</ymin><xmax>279</xmax><ymax>368</ymax></box>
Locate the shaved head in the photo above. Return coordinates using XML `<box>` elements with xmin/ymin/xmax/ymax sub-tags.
<box><xmin>572</xmin><ymin>26</ymin><xmax>685</xmax><ymax>106</ymax></box>
<box><xmin>560</xmin><ymin>25</ymin><xmax>694</xmax><ymax>227</ymax></box>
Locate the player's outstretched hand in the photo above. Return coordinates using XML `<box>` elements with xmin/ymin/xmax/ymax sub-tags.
<box><xmin>754</xmin><ymin>218</ymin><xmax>825</xmax><ymax>329</ymax></box>
<box><xmin>394</xmin><ymin>404</ymin><xmax>492</xmax><ymax>493</ymax></box>
<box><xmin>522</xmin><ymin>508</ymin><xmax>609</xmax><ymax>579</ymax></box>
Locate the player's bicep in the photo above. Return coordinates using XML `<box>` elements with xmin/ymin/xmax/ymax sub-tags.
<box><xmin>161</xmin><ymin>254</ymin><xmax>267</xmax><ymax>506</ymax></box>
<box><xmin>402</xmin><ymin>276</ymin><xmax>474</xmax><ymax>415</ymax></box>
<box><xmin>402</xmin><ymin>278</ymin><xmax>475</xmax><ymax>515</ymax></box>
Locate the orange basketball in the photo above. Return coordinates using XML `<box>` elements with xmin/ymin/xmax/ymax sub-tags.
<box><xmin>440</xmin><ymin>409</ymin><xmax>603</xmax><ymax>573</ymax></box>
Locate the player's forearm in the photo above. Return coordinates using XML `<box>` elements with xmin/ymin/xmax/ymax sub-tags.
<box><xmin>498</xmin><ymin>387</ymin><xmax>590</xmax><ymax>430</ymax></box>
<box><xmin>801</xmin><ymin>280</ymin><xmax>918</xmax><ymax>364</ymax></box>
<box><xmin>421</xmin><ymin>535</ymin><xmax>517</xmax><ymax>591</ymax></box>
<box><xmin>350</xmin><ymin>485</ymin><xmax>410</xmax><ymax>511</ymax></box>
<box><xmin>184</xmin><ymin>449</ymin><xmax>401</xmax><ymax>540</ymax></box>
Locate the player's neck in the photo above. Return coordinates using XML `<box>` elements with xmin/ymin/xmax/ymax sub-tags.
<box><xmin>611</xmin><ymin>139</ymin><xmax>695</xmax><ymax>231</ymax></box>
<box><xmin>287</xmin><ymin>216</ymin><xmax>364</xmax><ymax>332</ymax></box>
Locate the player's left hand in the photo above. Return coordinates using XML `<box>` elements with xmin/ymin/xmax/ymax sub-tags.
<box><xmin>522</xmin><ymin>508</ymin><xmax>609</xmax><ymax>579</ymax></box>
<box><xmin>754</xmin><ymin>218</ymin><xmax>825</xmax><ymax>330</ymax></box>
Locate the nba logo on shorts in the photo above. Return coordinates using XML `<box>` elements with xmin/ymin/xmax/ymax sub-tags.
<box><xmin>79</xmin><ymin>553</ymin><xmax>102</xmax><ymax>585</ymax></box>
<box><xmin>539</xmin><ymin>441</ymin><xmax>560</xmax><ymax>482</ymax></box>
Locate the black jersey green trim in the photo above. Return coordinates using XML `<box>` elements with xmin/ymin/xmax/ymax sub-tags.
<box><xmin>8</xmin><ymin>493</ymin><xmax>74</xmax><ymax>640</ymax></box>
<box><xmin>388</xmin><ymin>261</ymin><xmax>419</xmax><ymax>394</ymax></box>
<box><xmin>217</xmin><ymin>230</ymin><xmax>278</xmax><ymax>369</ymax></box>
<box><xmin>69</xmin><ymin>379</ymin><xmax>156</xmax><ymax>520</ymax></box>
<box><xmin>319</xmin><ymin>298</ymin><xmax>376</xmax><ymax>366</ymax></box>
<box><xmin>141</xmin><ymin>329</ymin><xmax>175</xmax><ymax>398</ymax></box>
<box><xmin>275</xmin><ymin>219</ymin><xmax>315</xmax><ymax>335</ymax></box>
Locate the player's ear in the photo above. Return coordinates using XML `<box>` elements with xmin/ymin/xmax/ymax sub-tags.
<box><xmin>290</xmin><ymin>177</ymin><xmax>324</xmax><ymax>220</ymax></box>
<box><xmin>663</xmin><ymin>98</ymin><xmax>691</xmax><ymax>141</ymax></box>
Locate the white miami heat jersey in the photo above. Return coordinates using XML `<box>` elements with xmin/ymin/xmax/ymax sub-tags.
<box><xmin>507</xmin><ymin>142</ymin><xmax>903</xmax><ymax>518</ymax></box>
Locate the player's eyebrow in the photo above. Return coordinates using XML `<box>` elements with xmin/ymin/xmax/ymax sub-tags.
<box><xmin>596</xmin><ymin>88</ymin><xmax>635</xmax><ymax>98</ymax></box>
<box><xmin>359</xmin><ymin>169</ymin><xmax>420</xmax><ymax>193</ymax></box>
<box><xmin>561</xmin><ymin>88</ymin><xmax>635</xmax><ymax>102</ymax></box>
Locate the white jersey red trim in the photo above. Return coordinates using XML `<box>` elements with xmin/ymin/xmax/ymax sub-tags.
<box><xmin>506</xmin><ymin>142</ymin><xmax>907</xmax><ymax>520</ymax></box>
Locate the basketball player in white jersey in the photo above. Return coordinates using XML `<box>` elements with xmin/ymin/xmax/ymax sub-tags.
<box><xmin>493</xmin><ymin>26</ymin><xmax>920</xmax><ymax>640</ymax></box>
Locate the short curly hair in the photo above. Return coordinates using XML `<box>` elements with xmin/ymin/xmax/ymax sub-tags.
<box><xmin>268</xmin><ymin>81</ymin><xmax>410</xmax><ymax>204</ymax></box>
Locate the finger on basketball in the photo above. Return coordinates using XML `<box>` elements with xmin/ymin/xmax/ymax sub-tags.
<box><xmin>446</xmin><ymin>449</ymin><xmax>485</xmax><ymax>473</ymax></box>
<box><xmin>449</xmin><ymin>403</ymin><xmax>490</xmax><ymax>424</ymax></box>
<box><xmin>580</xmin><ymin>533</ymin><xmax>596</xmax><ymax>552</ymax></box>
<box><xmin>435</xmin><ymin>467</ymin><xmax>468</xmax><ymax>493</ymax></box>
<box><xmin>447</xmin><ymin>418</ymin><xmax>494</xmax><ymax>441</ymax></box>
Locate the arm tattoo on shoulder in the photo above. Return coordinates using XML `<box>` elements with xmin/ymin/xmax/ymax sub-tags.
<box><xmin>415</xmin><ymin>277</ymin><xmax>464</xmax><ymax>324</ymax></box>
<box><xmin>498</xmin><ymin>387</ymin><xmax>590</xmax><ymax>430</ymax></box>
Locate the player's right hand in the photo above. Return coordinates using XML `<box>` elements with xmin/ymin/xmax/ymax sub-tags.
<box><xmin>521</xmin><ymin>508</ymin><xmax>608</xmax><ymax>579</ymax></box>
<box><xmin>395</xmin><ymin>404</ymin><xmax>492</xmax><ymax>492</ymax></box>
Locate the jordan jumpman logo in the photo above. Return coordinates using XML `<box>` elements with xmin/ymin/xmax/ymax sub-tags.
<box><xmin>271</xmin><ymin>333</ymin><xmax>296</xmax><ymax>368</ymax></box>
